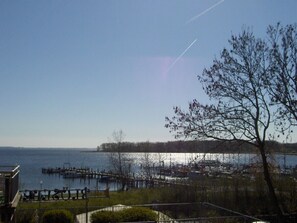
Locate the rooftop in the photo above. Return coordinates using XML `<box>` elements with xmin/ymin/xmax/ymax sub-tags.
<box><xmin>0</xmin><ymin>165</ymin><xmax>20</xmax><ymax>176</ymax></box>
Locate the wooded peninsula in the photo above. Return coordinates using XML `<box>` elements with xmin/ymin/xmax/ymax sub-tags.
<box><xmin>97</xmin><ymin>140</ymin><xmax>297</xmax><ymax>154</ymax></box>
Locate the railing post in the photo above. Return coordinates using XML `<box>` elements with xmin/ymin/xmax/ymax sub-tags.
<box><xmin>4</xmin><ymin>176</ymin><xmax>10</xmax><ymax>204</ymax></box>
<box><xmin>85</xmin><ymin>187</ymin><xmax>89</xmax><ymax>223</ymax></box>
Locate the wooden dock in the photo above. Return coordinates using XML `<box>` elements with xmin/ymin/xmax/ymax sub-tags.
<box><xmin>41</xmin><ymin>166</ymin><xmax>189</xmax><ymax>189</ymax></box>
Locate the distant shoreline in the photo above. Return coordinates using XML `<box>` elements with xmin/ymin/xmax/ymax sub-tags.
<box><xmin>95</xmin><ymin>140</ymin><xmax>297</xmax><ymax>155</ymax></box>
<box><xmin>1</xmin><ymin>144</ymin><xmax>296</xmax><ymax>156</ymax></box>
<box><xmin>86</xmin><ymin>150</ymin><xmax>297</xmax><ymax>156</ymax></box>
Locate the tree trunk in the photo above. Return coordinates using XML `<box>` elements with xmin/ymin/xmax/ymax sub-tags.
<box><xmin>259</xmin><ymin>145</ymin><xmax>284</xmax><ymax>218</ymax></box>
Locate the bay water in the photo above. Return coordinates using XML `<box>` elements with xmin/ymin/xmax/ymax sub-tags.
<box><xmin>0</xmin><ymin>147</ymin><xmax>296</xmax><ymax>191</ymax></box>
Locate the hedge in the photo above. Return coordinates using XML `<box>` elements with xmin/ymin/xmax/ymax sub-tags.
<box><xmin>91</xmin><ymin>207</ymin><xmax>157</xmax><ymax>223</ymax></box>
<box><xmin>42</xmin><ymin>209</ymin><xmax>74</xmax><ymax>223</ymax></box>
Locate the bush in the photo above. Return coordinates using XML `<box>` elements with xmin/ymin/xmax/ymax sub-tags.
<box><xmin>118</xmin><ymin>207</ymin><xmax>157</xmax><ymax>222</ymax></box>
<box><xmin>91</xmin><ymin>207</ymin><xmax>157</xmax><ymax>223</ymax></box>
<box><xmin>91</xmin><ymin>211</ymin><xmax>120</xmax><ymax>223</ymax></box>
<box><xmin>15</xmin><ymin>209</ymin><xmax>36</xmax><ymax>223</ymax></box>
<box><xmin>42</xmin><ymin>209</ymin><xmax>74</xmax><ymax>223</ymax></box>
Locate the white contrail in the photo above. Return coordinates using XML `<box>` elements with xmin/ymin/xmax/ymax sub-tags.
<box><xmin>166</xmin><ymin>38</ymin><xmax>197</xmax><ymax>73</ymax></box>
<box><xmin>186</xmin><ymin>0</ymin><xmax>225</xmax><ymax>24</ymax></box>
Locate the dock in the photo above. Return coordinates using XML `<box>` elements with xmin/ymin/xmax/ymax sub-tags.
<box><xmin>41</xmin><ymin>166</ymin><xmax>190</xmax><ymax>189</ymax></box>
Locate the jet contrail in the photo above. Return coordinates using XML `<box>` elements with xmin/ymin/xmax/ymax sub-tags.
<box><xmin>186</xmin><ymin>0</ymin><xmax>225</xmax><ymax>24</ymax></box>
<box><xmin>166</xmin><ymin>38</ymin><xmax>197</xmax><ymax>73</ymax></box>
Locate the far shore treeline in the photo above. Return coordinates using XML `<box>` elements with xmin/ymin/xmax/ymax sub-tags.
<box><xmin>97</xmin><ymin>140</ymin><xmax>297</xmax><ymax>154</ymax></box>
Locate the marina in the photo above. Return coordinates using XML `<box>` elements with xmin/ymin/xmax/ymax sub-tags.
<box><xmin>40</xmin><ymin>155</ymin><xmax>297</xmax><ymax>191</ymax></box>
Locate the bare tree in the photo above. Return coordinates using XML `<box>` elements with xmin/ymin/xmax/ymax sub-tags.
<box><xmin>138</xmin><ymin>141</ymin><xmax>153</xmax><ymax>179</ymax></box>
<box><xmin>141</xmin><ymin>152</ymin><xmax>154</xmax><ymax>179</ymax></box>
<box><xmin>266</xmin><ymin>23</ymin><xmax>297</xmax><ymax>129</ymax></box>
<box><xmin>109</xmin><ymin>130</ymin><xmax>133</xmax><ymax>191</ymax></box>
<box><xmin>165</xmin><ymin>28</ymin><xmax>285</xmax><ymax>216</ymax></box>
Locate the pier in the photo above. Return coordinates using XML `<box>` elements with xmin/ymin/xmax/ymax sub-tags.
<box><xmin>41</xmin><ymin>166</ymin><xmax>190</xmax><ymax>189</ymax></box>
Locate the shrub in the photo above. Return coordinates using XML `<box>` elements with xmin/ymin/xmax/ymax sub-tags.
<box><xmin>118</xmin><ymin>207</ymin><xmax>157</xmax><ymax>222</ymax></box>
<box><xmin>15</xmin><ymin>209</ymin><xmax>36</xmax><ymax>223</ymax></box>
<box><xmin>91</xmin><ymin>207</ymin><xmax>157</xmax><ymax>223</ymax></box>
<box><xmin>91</xmin><ymin>211</ymin><xmax>120</xmax><ymax>223</ymax></box>
<box><xmin>42</xmin><ymin>209</ymin><xmax>73</xmax><ymax>223</ymax></box>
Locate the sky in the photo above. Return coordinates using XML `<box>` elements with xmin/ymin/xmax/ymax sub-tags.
<box><xmin>0</xmin><ymin>0</ymin><xmax>296</xmax><ymax>148</ymax></box>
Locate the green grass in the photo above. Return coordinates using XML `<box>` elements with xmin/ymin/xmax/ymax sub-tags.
<box><xmin>17</xmin><ymin>188</ymin><xmax>161</xmax><ymax>213</ymax></box>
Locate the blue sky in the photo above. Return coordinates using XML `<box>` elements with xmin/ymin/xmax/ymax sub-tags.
<box><xmin>0</xmin><ymin>0</ymin><xmax>296</xmax><ymax>147</ymax></box>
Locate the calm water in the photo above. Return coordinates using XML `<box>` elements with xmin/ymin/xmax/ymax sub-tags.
<box><xmin>0</xmin><ymin>147</ymin><xmax>296</xmax><ymax>190</ymax></box>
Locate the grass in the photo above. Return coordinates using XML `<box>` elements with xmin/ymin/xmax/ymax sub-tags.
<box><xmin>17</xmin><ymin>188</ymin><xmax>161</xmax><ymax>213</ymax></box>
<box><xmin>16</xmin><ymin>175</ymin><xmax>297</xmax><ymax>222</ymax></box>
<box><xmin>16</xmin><ymin>189</ymin><xmax>164</xmax><ymax>223</ymax></box>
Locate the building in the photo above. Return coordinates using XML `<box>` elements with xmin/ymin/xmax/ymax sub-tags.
<box><xmin>0</xmin><ymin>165</ymin><xmax>20</xmax><ymax>223</ymax></box>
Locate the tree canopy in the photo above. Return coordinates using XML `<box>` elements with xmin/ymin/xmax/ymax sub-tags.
<box><xmin>266</xmin><ymin>23</ymin><xmax>297</xmax><ymax>129</ymax></box>
<box><xmin>166</xmin><ymin>29</ymin><xmax>273</xmax><ymax>145</ymax></box>
<box><xmin>166</xmin><ymin>23</ymin><xmax>297</xmax><ymax>145</ymax></box>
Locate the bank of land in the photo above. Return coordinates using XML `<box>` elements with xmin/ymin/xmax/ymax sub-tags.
<box><xmin>97</xmin><ymin>140</ymin><xmax>297</xmax><ymax>154</ymax></box>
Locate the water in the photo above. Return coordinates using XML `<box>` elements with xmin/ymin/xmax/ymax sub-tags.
<box><xmin>0</xmin><ymin>148</ymin><xmax>111</xmax><ymax>190</ymax></box>
<box><xmin>0</xmin><ymin>147</ymin><xmax>296</xmax><ymax>191</ymax></box>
